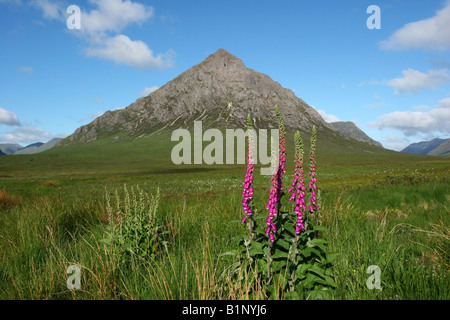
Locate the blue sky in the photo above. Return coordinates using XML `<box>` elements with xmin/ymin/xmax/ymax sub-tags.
<box><xmin>0</xmin><ymin>0</ymin><xmax>449</xmax><ymax>150</ymax></box>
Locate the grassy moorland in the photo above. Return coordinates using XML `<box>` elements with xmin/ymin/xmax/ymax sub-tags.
<box><xmin>0</xmin><ymin>132</ymin><xmax>449</xmax><ymax>300</ymax></box>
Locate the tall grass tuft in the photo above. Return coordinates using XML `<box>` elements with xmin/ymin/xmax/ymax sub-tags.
<box><xmin>0</xmin><ymin>189</ymin><xmax>22</xmax><ymax>210</ymax></box>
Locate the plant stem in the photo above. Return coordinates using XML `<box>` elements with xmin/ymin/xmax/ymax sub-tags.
<box><xmin>290</xmin><ymin>233</ymin><xmax>299</xmax><ymax>290</ymax></box>
<box><xmin>248</xmin><ymin>217</ymin><xmax>254</xmax><ymax>241</ymax></box>
<box><xmin>267</xmin><ymin>238</ymin><xmax>272</xmax><ymax>284</ymax></box>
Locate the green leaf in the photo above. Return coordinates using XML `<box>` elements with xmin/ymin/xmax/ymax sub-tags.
<box><xmin>251</xmin><ymin>241</ymin><xmax>263</xmax><ymax>251</ymax></box>
<box><xmin>272</xmin><ymin>248</ymin><xmax>289</xmax><ymax>259</ymax></box>
<box><xmin>312</xmin><ymin>225</ymin><xmax>329</xmax><ymax>233</ymax></box>
<box><xmin>295</xmin><ymin>263</ymin><xmax>312</xmax><ymax>279</ymax></box>
<box><xmin>284</xmin><ymin>291</ymin><xmax>300</xmax><ymax>300</ymax></box>
<box><xmin>324</xmin><ymin>252</ymin><xmax>339</xmax><ymax>264</ymax></box>
<box><xmin>301</xmin><ymin>246</ymin><xmax>322</xmax><ymax>258</ymax></box>
<box><xmin>283</xmin><ymin>223</ymin><xmax>296</xmax><ymax>237</ymax></box>
<box><xmin>307</xmin><ymin>239</ymin><xmax>327</xmax><ymax>253</ymax></box>
<box><xmin>303</xmin><ymin>273</ymin><xmax>317</xmax><ymax>289</ymax></box>
<box><xmin>275</xmin><ymin>238</ymin><xmax>291</xmax><ymax>251</ymax></box>
<box><xmin>248</xmin><ymin>247</ymin><xmax>264</xmax><ymax>256</ymax></box>
<box><xmin>258</xmin><ymin>259</ymin><xmax>268</xmax><ymax>275</ymax></box>
<box><xmin>220</xmin><ymin>250</ymin><xmax>238</xmax><ymax>257</ymax></box>
<box><xmin>309</xmin><ymin>264</ymin><xmax>326</xmax><ymax>275</ymax></box>
<box><xmin>271</xmin><ymin>259</ymin><xmax>288</xmax><ymax>272</ymax></box>
<box><xmin>322</xmin><ymin>275</ymin><xmax>337</xmax><ymax>287</ymax></box>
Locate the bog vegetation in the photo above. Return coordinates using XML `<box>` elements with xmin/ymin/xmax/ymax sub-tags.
<box><xmin>0</xmin><ymin>108</ymin><xmax>449</xmax><ymax>300</ymax></box>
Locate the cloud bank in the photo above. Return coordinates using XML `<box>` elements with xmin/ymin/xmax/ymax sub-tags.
<box><xmin>30</xmin><ymin>0</ymin><xmax>175</xmax><ymax>70</ymax></box>
<box><xmin>387</xmin><ymin>68</ymin><xmax>449</xmax><ymax>94</ymax></box>
<box><xmin>0</xmin><ymin>108</ymin><xmax>20</xmax><ymax>126</ymax></box>
<box><xmin>316</xmin><ymin>109</ymin><xmax>341</xmax><ymax>123</ymax></box>
<box><xmin>0</xmin><ymin>126</ymin><xmax>67</xmax><ymax>144</ymax></box>
<box><xmin>140</xmin><ymin>86</ymin><xmax>160</xmax><ymax>97</ymax></box>
<box><xmin>380</xmin><ymin>2</ymin><xmax>450</xmax><ymax>51</ymax></box>
<box><xmin>369</xmin><ymin>98</ymin><xmax>450</xmax><ymax>136</ymax></box>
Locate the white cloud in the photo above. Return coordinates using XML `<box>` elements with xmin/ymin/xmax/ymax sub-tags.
<box><xmin>140</xmin><ymin>86</ymin><xmax>159</xmax><ymax>97</ymax></box>
<box><xmin>0</xmin><ymin>108</ymin><xmax>20</xmax><ymax>126</ymax></box>
<box><xmin>358</xmin><ymin>79</ymin><xmax>385</xmax><ymax>88</ymax></box>
<box><xmin>90</xmin><ymin>98</ymin><xmax>105</xmax><ymax>105</ymax></box>
<box><xmin>25</xmin><ymin>0</ymin><xmax>174</xmax><ymax>70</ymax></box>
<box><xmin>0</xmin><ymin>0</ymin><xmax>23</xmax><ymax>6</ymax></box>
<box><xmin>380</xmin><ymin>2</ymin><xmax>450</xmax><ymax>51</ymax></box>
<box><xmin>81</xmin><ymin>0</ymin><xmax>154</xmax><ymax>35</ymax></box>
<box><xmin>78</xmin><ymin>111</ymin><xmax>104</xmax><ymax>123</ymax></box>
<box><xmin>31</xmin><ymin>0</ymin><xmax>65</xmax><ymax>21</ymax></box>
<box><xmin>79</xmin><ymin>0</ymin><xmax>174</xmax><ymax>70</ymax></box>
<box><xmin>316</xmin><ymin>109</ymin><xmax>341</xmax><ymax>123</ymax></box>
<box><xmin>86</xmin><ymin>34</ymin><xmax>174</xmax><ymax>69</ymax></box>
<box><xmin>387</xmin><ymin>68</ymin><xmax>449</xmax><ymax>94</ymax></box>
<box><xmin>380</xmin><ymin>135</ymin><xmax>412</xmax><ymax>151</ymax></box>
<box><xmin>0</xmin><ymin>126</ymin><xmax>67</xmax><ymax>143</ymax></box>
<box><xmin>412</xmin><ymin>105</ymin><xmax>431</xmax><ymax>111</ymax></box>
<box><xmin>368</xmin><ymin>98</ymin><xmax>450</xmax><ymax>136</ymax></box>
<box><xmin>17</xmin><ymin>66</ymin><xmax>34</xmax><ymax>74</ymax></box>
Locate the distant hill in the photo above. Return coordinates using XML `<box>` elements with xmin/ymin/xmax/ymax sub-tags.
<box><xmin>14</xmin><ymin>142</ymin><xmax>44</xmax><ymax>155</ymax></box>
<box><xmin>0</xmin><ymin>143</ymin><xmax>22</xmax><ymax>155</ymax></box>
<box><xmin>402</xmin><ymin>138</ymin><xmax>450</xmax><ymax>157</ymax></box>
<box><xmin>0</xmin><ymin>149</ymin><xmax>6</xmax><ymax>156</ymax></box>
<box><xmin>428</xmin><ymin>139</ymin><xmax>450</xmax><ymax>157</ymax></box>
<box><xmin>329</xmin><ymin>121</ymin><xmax>383</xmax><ymax>148</ymax></box>
<box><xmin>14</xmin><ymin>138</ymin><xmax>62</xmax><ymax>155</ymax></box>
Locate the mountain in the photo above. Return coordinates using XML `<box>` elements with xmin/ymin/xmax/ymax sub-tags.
<box><xmin>14</xmin><ymin>138</ymin><xmax>62</xmax><ymax>155</ymax></box>
<box><xmin>60</xmin><ymin>48</ymin><xmax>335</xmax><ymax>145</ymax></box>
<box><xmin>428</xmin><ymin>139</ymin><xmax>450</xmax><ymax>157</ymax></box>
<box><xmin>330</xmin><ymin>121</ymin><xmax>382</xmax><ymax>148</ymax></box>
<box><xmin>402</xmin><ymin>138</ymin><xmax>450</xmax><ymax>157</ymax></box>
<box><xmin>0</xmin><ymin>143</ymin><xmax>22</xmax><ymax>155</ymax></box>
<box><xmin>0</xmin><ymin>149</ymin><xmax>6</xmax><ymax>156</ymax></box>
<box><xmin>14</xmin><ymin>142</ymin><xmax>44</xmax><ymax>154</ymax></box>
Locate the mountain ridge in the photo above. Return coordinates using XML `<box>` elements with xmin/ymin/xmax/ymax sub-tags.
<box><xmin>402</xmin><ymin>138</ymin><xmax>450</xmax><ymax>157</ymax></box>
<box><xmin>59</xmin><ymin>48</ymin><xmax>336</xmax><ymax>145</ymax></box>
<box><xmin>0</xmin><ymin>143</ymin><xmax>22</xmax><ymax>155</ymax></box>
<box><xmin>14</xmin><ymin>138</ymin><xmax>63</xmax><ymax>155</ymax></box>
<box><xmin>330</xmin><ymin>121</ymin><xmax>382</xmax><ymax>148</ymax></box>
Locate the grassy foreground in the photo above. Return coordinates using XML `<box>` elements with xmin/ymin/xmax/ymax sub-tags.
<box><xmin>0</xmin><ymin>133</ymin><xmax>449</xmax><ymax>300</ymax></box>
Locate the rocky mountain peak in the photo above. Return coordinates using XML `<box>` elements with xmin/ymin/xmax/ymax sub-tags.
<box><xmin>203</xmin><ymin>48</ymin><xmax>246</xmax><ymax>69</ymax></box>
<box><xmin>62</xmin><ymin>49</ymin><xmax>333</xmax><ymax>144</ymax></box>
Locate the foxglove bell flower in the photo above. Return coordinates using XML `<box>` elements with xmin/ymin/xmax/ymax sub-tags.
<box><xmin>308</xmin><ymin>126</ymin><xmax>318</xmax><ymax>214</ymax></box>
<box><xmin>289</xmin><ymin>131</ymin><xmax>306</xmax><ymax>234</ymax></box>
<box><xmin>266</xmin><ymin>106</ymin><xmax>286</xmax><ymax>242</ymax></box>
<box><xmin>242</xmin><ymin>115</ymin><xmax>256</xmax><ymax>224</ymax></box>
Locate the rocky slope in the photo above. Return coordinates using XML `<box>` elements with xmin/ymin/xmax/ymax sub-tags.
<box><xmin>61</xmin><ymin>49</ymin><xmax>335</xmax><ymax>144</ymax></box>
<box><xmin>330</xmin><ymin>121</ymin><xmax>382</xmax><ymax>148</ymax></box>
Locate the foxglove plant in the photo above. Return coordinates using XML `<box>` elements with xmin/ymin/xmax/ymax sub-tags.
<box><xmin>265</xmin><ymin>106</ymin><xmax>286</xmax><ymax>242</ymax></box>
<box><xmin>230</xmin><ymin>109</ymin><xmax>335</xmax><ymax>299</ymax></box>
<box><xmin>103</xmin><ymin>185</ymin><xmax>166</xmax><ymax>263</ymax></box>
<box><xmin>289</xmin><ymin>131</ymin><xmax>306</xmax><ymax>235</ymax></box>
<box><xmin>242</xmin><ymin>115</ymin><xmax>256</xmax><ymax>238</ymax></box>
<box><xmin>308</xmin><ymin>125</ymin><xmax>318</xmax><ymax>217</ymax></box>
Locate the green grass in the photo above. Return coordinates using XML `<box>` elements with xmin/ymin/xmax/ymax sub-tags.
<box><xmin>0</xmin><ymin>131</ymin><xmax>449</xmax><ymax>300</ymax></box>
